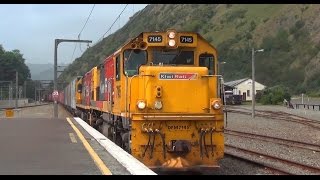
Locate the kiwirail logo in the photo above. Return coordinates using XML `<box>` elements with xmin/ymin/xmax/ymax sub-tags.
<box><xmin>159</xmin><ymin>73</ymin><xmax>198</xmax><ymax>80</ymax></box>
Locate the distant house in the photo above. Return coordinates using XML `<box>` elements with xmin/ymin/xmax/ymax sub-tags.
<box><xmin>224</xmin><ymin>78</ymin><xmax>266</xmax><ymax>101</ymax></box>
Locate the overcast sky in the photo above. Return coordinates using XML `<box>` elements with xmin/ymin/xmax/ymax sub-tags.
<box><xmin>0</xmin><ymin>4</ymin><xmax>147</xmax><ymax>64</ymax></box>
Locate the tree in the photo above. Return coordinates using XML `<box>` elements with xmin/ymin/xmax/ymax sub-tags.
<box><xmin>0</xmin><ymin>45</ymin><xmax>31</xmax><ymax>85</ymax></box>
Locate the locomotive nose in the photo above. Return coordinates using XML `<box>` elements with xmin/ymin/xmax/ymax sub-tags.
<box><xmin>140</xmin><ymin>66</ymin><xmax>212</xmax><ymax>113</ymax></box>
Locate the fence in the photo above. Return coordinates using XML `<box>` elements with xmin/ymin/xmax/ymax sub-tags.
<box><xmin>295</xmin><ymin>103</ymin><xmax>320</xmax><ymax>111</ymax></box>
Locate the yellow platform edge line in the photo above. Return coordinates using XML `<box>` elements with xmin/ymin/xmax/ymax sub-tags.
<box><xmin>66</xmin><ymin>117</ymin><xmax>112</xmax><ymax>175</ymax></box>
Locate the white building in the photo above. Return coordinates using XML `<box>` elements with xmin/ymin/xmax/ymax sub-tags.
<box><xmin>224</xmin><ymin>78</ymin><xmax>266</xmax><ymax>101</ymax></box>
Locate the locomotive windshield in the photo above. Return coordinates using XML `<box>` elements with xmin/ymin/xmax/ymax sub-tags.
<box><xmin>199</xmin><ymin>54</ymin><xmax>214</xmax><ymax>75</ymax></box>
<box><xmin>152</xmin><ymin>50</ymin><xmax>194</xmax><ymax>65</ymax></box>
<box><xmin>124</xmin><ymin>49</ymin><xmax>147</xmax><ymax>76</ymax></box>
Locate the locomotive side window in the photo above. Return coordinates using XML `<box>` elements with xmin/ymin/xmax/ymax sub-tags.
<box><xmin>123</xmin><ymin>49</ymin><xmax>147</xmax><ymax>76</ymax></box>
<box><xmin>199</xmin><ymin>54</ymin><xmax>214</xmax><ymax>75</ymax></box>
<box><xmin>152</xmin><ymin>50</ymin><xmax>194</xmax><ymax>65</ymax></box>
<box><xmin>116</xmin><ymin>55</ymin><xmax>120</xmax><ymax>81</ymax></box>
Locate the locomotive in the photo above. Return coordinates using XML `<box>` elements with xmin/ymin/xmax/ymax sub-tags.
<box><xmin>59</xmin><ymin>29</ymin><xmax>225</xmax><ymax>171</ymax></box>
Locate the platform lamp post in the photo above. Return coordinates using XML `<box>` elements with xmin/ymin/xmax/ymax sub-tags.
<box><xmin>252</xmin><ymin>48</ymin><xmax>264</xmax><ymax>118</ymax></box>
<box><xmin>14</xmin><ymin>71</ymin><xmax>18</xmax><ymax>109</ymax></box>
<box><xmin>219</xmin><ymin>61</ymin><xmax>226</xmax><ymax>77</ymax></box>
<box><xmin>219</xmin><ymin>61</ymin><xmax>227</xmax><ymax>127</ymax></box>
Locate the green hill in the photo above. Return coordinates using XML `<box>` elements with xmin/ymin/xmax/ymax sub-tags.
<box><xmin>58</xmin><ymin>4</ymin><xmax>320</xmax><ymax>96</ymax></box>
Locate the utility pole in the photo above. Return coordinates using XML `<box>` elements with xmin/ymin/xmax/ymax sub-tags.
<box><xmin>54</xmin><ymin>39</ymin><xmax>92</xmax><ymax>118</ymax></box>
<box><xmin>252</xmin><ymin>48</ymin><xmax>264</xmax><ymax>119</ymax></box>
<box><xmin>34</xmin><ymin>81</ymin><xmax>37</xmax><ymax>102</ymax></box>
<box><xmin>15</xmin><ymin>71</ymin><xmax>18</xmax><ymax>109</ymax></box>
<box><xmin>39</xmin><ymin>85</ymin><xmax>41</xmax><ymax>103</ymax></box>
<box><xmin>9</xmin><ymin>82</ymin><xmax>13</xmax><ymax>107</ymax></box>
<box><xmin>252</xmin><ymin>48</ymin><xmax>255</xmax><ymax>118</ymax></box>
<box><xmin>24</xmin><ymin>81</ymin><xmax>27</xmax><ymax>98</ymax></box>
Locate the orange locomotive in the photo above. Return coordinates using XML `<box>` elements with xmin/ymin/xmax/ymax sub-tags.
<box><xmin>65</xmin><ymin>29</ymin><xmax>225</xmax><ymax>171</ymax></box>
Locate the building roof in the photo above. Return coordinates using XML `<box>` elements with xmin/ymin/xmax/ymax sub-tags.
<box><xmin>224</xmin><ymin>78</ymin><xmax>249</xmax><ymax>87</ymax></box>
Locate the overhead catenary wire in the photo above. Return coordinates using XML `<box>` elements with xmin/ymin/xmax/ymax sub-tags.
<box><xmin>79</xmin><ymin>4</ymin><xmax>96</xmax><ymax>38</ymax></box>
<box><xmin>93</xmin><ymin>4</ymin><xmax>146</xmax><ymax>47</ymax></box>
<box><xmin>115</xmin><ymin>6</ymin><xmax>146</xmax><ymax>39</ymax></box>
<box><xmin>70</xmin><ymin>4</ymin><xmax>96</xmax><ymax>61</ymax></box>
<box><xmin>78</xmin><ymin>4</ymin><xmax>96</xmax><ymax>52</ymax></box>
<box><xmin>97</xmin><ymin>4</ymin><xmax>129</xmax><ymax>43</ymax></box>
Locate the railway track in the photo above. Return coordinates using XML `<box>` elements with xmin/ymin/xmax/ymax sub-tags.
<box><xmin>225</xmin><ymin>144</ymin><xmax>320</xmax><ymax>175</ymax></box>
<box><xmin>226</xmin><ymin>108</ymin><xmax>320</xmax><ymax>130</ymax></box>
<box><xmin>0</xmin><ymin>103</ymin><xmax>50</xmax><ymax>110</ymax></box>
<box><xmin>225</xmin><ymin>107</ymin><xmax>320</xmax><ymax>174</ymax></box>
<box><xmin>224</xmin><ymin>153</ymin><xmax>290</xmax><ymax>175</ymax></box>
<box><xmin>225</xmin><ymin>129</ymin><xmax>320</xmax><ymax>152</ymax></box>
<box><xmin>258</xmin><ymin>109</ymin><xmax>320</xmax><ymax>124</ymax></box>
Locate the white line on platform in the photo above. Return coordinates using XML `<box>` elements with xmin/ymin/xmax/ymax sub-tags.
<box><xmin>69</xmin><ymin>133</ymin><xmax>78</xmax><ymax>143</ymax></box>
<box><xmin>73</xmin><ymin>117</ymin><xmax>157</xmax><ymax>175</ymax></box>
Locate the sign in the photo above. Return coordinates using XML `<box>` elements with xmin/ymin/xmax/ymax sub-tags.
<box><xmin>52</xmin><ymin>91</ymin><xmax>59</xmax><ymax>98</ymax></box>
<box><xmin>148</xmin><ymin>35</ymin><xmax>162</xmax><ymax>43</ymax></box>
<box><xmin>180</xmin><ymin>36</ymin><xmax>193</xmax><ymax>43</ymax></box>
<box><xmin>159</xmin><ymin>73</ymin><xmax>198</xmax><ymax>80</ymax></box>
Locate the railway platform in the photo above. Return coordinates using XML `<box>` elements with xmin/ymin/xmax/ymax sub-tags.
<box><xmin>0</xmin><ymin>104</ymin><xmax>155</xmax><ymax>175</ymax></box>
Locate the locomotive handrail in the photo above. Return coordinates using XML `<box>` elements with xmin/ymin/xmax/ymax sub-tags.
<box><xmin>140</xmin><ymin>74</ymin><xmax>155</xmax><ymax>77</ymax></box>
<box><xmin>201</xmin><ymin>75</ymin><xmax>214</xmax><ymax>77</ymax></box>
<box><xmin>127</xmin><ymin>74</ymin><xmax>139</xmax><ymax>120</ymax></box>
<box><xmin>201</xmin><ymin>74</ymin><xmax>222</xmax><ymax>78</ymax></box>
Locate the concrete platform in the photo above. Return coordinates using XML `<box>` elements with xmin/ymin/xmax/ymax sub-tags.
<box><xmin>0</xmin><ymin>117</ymin><xmax>101</xmax><ymax>174</ymax></box>
<box><xmin>0</xmin><ymin>104</ymin><xmax>131</xmax><ymax>175</ymax></box>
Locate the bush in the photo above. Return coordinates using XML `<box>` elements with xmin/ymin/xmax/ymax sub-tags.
<box><xmin>295</xmin><ymin>20</ymin><xmax>305</xmax><ymax>29</ymax></box>
<box><xmin>245</xmin><ymin>32</ymin><xmax>252</xmax><ymax>40</ymax></box>
<box><xmin>225</xmin><ymin>9</ymin><xmax>247</xmax><ymax>22</ymax></box>
<box><xmin>308</xmin><ymin>90</ymin><xmax>320</xmax><ymax>97</ymax></box>
<box><xmin>235</xmin><ymin>19</ymin><xmax>247</xmax><ymax>28</ymax></box>
<box><xmin>257</xmin><ymin>85</ymin><xmax>291</xmax><ymax>105</ymax></box>
<box><xmin>184</xmin><ymin>20</ymin><xmax>202</xmax><ymax>32</ymax></box>
<box><xmin>249</xmin><ymin>21</ymin><xmax>256</xmax><ymax>31</ymax></box>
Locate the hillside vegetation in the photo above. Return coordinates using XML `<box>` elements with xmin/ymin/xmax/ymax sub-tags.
<box><xmin>59</xmin><ymin>4</ymin><xmax>320</xmax><ymax>96</ymax></box>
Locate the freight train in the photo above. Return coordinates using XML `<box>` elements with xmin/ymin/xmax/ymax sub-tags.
<box><xmin>55</xmin><ymin>29</ymin><xmax>225</xmax><ymax>171</ymax></box>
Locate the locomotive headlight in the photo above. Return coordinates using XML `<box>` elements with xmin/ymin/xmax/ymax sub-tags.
<box><xmin>168</xmin><ymin>39</ymin><xmax>176</xmax><ymax>47</ymax></box>
<box><xmin>168</xmin><ymin>31</ymin><xmax>175</xmax><ymax>38</ymax></box>
<box><xmin>154</xmin><ymin>100</ymin><xmax>163</xmax><ymax>110</ymax></box>
<box><xmin>137</xmin><ymin>100</ymin><xmax>146</xmax><ymax>110</ymax></box>
<box><xmin>212</xmin><ymin>101</ymin><xmax>221</xmax><ymax>110</ymax></box>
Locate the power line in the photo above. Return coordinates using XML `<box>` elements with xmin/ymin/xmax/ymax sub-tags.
<box><xmin>118</xmin><ymin>6</ymin><xmax>146</xmax><ymax>38</ymax></box>
<box><xmin>79</xmin><ymin>4</ymin><xmax>96</xmax><ymax>38</ymax></box>
<box><xmin>70</xmin><ymin>44</ymin><xmax>77</xmax><ymax>62</ymax></box>
<box><xmin>70</xmin><ymin>4</ymin><xmax>96</xmax><ymax>61</ymax></box>
<box><xmin>93</xmin><ymin>4</ymin><xmax>146</xmax><ymax>47</ymax></box>
<box><xmin>97</xmin><ymin>4</ymin><xmax>129</xmax><ymax>43</ymax></box>
<box><xmin>78</xmin><ymin>4</ymin><xmax>95</xmax><ymax>53</ymax></box>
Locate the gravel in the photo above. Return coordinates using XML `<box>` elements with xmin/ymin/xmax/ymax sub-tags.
<box><xmin>225</xmin><ymin>136</ymin><xmax>320</xmax><ymax>174</ymax></box>
<box><xmin>224</xmin><ymin>104</ymin><xmax>320</xmax><ymax>175</ymax></box>
<box><xmin>205</xmin><ymin>155</ymin><xmax>278</xmax><ymax>175</ymax></box>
